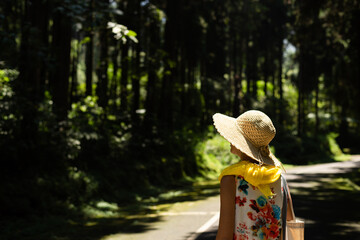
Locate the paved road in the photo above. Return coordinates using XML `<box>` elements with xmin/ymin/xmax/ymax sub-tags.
<box><xmin>104</xmin><ymin>156</ymin><xmax>360</xmax><ymax>240</ymax></box>
<box><xmin>102</xmin><ymin>195</ymin><xmax>220</xmax><ymax>240</ymax></box>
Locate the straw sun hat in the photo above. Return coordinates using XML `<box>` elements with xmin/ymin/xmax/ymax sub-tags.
<box><xmin>213</xmin><ymin>110</ymin><xmax>281</xmax><ymax>167</ymax></box>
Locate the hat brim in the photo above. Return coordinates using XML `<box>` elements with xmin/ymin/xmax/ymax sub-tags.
<box><xmin>213</xmin><ymin>113</ymin><xmax>280</xmax><ymax>167</ymax></box>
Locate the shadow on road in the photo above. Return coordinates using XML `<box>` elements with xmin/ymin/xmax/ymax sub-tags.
<box><xmin>289</xmin><ymin>171</ymin><xmax>360</xmax><ymax>240</ymax></box>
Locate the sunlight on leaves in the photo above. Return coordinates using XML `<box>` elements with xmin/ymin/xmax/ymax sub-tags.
<box><xmin>107</xmin><ymin>22</ymin><xmax>138</xmax><ymax>43</ymax></box>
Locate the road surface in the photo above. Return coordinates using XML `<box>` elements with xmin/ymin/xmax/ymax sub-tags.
<box><xmin>103</xmin><ymin>156</ymin><xmax>360</xmax><ymax>240</ymax></box>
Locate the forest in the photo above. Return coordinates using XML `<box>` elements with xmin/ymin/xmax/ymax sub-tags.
<box><xmin>0</xmin><ymin>0</ymin><xmax>360</xmax><ymax>238</ymax></box>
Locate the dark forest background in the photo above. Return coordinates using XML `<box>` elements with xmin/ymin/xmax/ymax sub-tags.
<box><xmin>0</xmin><ymin>0</ymin><xmax>360</xmax><ymax>238</ymax></box>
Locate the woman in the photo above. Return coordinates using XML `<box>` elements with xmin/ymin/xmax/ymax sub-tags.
<box><xmin>213</xmin><ymin>110</ymin><xmax>291</xmax><ymax>240</ymax></box>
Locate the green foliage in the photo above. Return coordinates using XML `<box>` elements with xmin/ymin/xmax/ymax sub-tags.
<box><xmin>0</xmin><ymin>69</ymin><xmax>17</xmax><ymax>98</ymax></box>
<box><xmin>107</xmin><ymin>22</ymin><xmax>138</xmax><ymax>43</ymax></box>
<box><xmin>272</xmin><ymin>132</ymin><xmax>345</xmax><ymax>165</ymax></box>
<box><xmin>195</xmin><ymin>132</ymin><xmax>239</xmax><ymax>178</ymax></box>
<box><xmin>0</xmin><ymin>72</ymin><xmax>99</xmax><ymax>217</ymax></box>
<box><xmin>327</xmin><ymin>132</ymin><xmax>343</xmax><ymax>157</ymax></box>
<box><xmin>0</xmin><ymin>69</ymin><xmax>17</xmax><ymax>126</ymax></box>
<box><xmin>69</xmin><ymin>96</ymin><xmax>104</xmax><ymax>133</ymax></box>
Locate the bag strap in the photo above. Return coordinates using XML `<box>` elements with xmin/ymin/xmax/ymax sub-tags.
<box><xmin>285</xmin><ymin>178</ymin><xmax>296</xmax><ymax>220</ymax></box>
<box><xmin>281</xmin><ymin>175</ymin><xmax>288</xmax><ymax>240</ymax></box>
<box><xmin>281</xmin><ymin>175</ymin><xmax>296</xmax><ymax>240</ymax></box>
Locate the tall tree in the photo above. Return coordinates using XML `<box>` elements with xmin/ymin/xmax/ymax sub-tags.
<box><xmin>85</xmin><ymin>0</ymin><xmax>95</xmax><ymax>96</ymax></box>
<box><xmin>119</xmin><ymin>42</ymin><xmax>129</xmax><ymax>112</ymax></box>
<box><xmin>96</xmin><ymin>0</ymin><xmax>110</xmax><ymax>109</ymax></box>
<box><xmin>51</xmin><ymin>3</ymin><xmax>72</xmax><ymax>120</ymax></box>
<box><xmin>158</xmin><ymin>0</ymin><xmax>180</xmax><ymax>130</ymax></box>
<box><xmin>129</xmin><ymin>0</ymin><xmax>142</xmax><ymax>123</ymax></box>
<box><xmin>143</xmin><ymin>3</ymin><xmax>162</xmax><ymax>129</ymax></box>
<box><xmin>17</xmin><ymin>0</ymin><xmax>49</xmax><ymax>133</ymax></box>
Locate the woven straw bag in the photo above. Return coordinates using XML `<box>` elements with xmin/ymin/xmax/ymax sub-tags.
<box><xmin>282</xmin><ymin>176</ymin><xmax>305</xmax><ymax>240</ymax></box>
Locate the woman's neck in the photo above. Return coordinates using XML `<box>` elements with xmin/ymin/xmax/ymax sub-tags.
<box><xmin>239</xmin><ymin>152</ymin><xmax>259</xmax><ymax>165</ymax></box>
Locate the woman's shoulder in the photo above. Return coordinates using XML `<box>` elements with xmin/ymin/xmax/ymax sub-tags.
<box><xmin>220</xmin><ymin>175</ymin><xmax>236</xmax><ymax>193</ymax></box>
<box><xmin>220</xmin><ymin>175</ymin><xmax>236</xmax><ymax>185</ymax></box>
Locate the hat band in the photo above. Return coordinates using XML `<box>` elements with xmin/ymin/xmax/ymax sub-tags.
<box><xmin>257</xmin><ymin>145</ymin><xmax>271</xmax><ymax>166</ymax></box>
<box><xmin>260</xmin><ymin>145</ymin><xmax>270</xmax><ymax>157</ymax></box>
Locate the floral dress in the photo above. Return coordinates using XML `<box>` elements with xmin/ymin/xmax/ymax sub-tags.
<box><xmin>233</xmin><ymin>175</ymin><xmax>283</xmax><ymax>240</ymax></box>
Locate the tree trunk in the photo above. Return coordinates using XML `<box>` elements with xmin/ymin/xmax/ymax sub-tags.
<box><xmin>244</xmin><ymin>36</ymin><xmax>252</xmax><ymax>110</ymax></box>
<box><xmin>70</xmin><ymin>34</ymin><xmax>80</xmax><ymax>105</ymax></box>
<box><xmin>110</xmin><ymin>40</ymin><xmax>119</xmax><ymax>109</ymax></box>
<box><xmin>271</xmin><ymin>53</ymin><xmax>277</xmax><ymax>115</ymax></box>
<box><xmin>278</xmin><ymin>39</ymin><xmax>284</xmax><ymax>124</ymax></box>
<box><xmin>17</xmin><ymin>0</ymin><xmax>49</xmax><ymax>139</ymax></box>
<box><xmin>233</xmin><ymin>36</ymin><xmax>243</xmax><ymax>116</ymax></box>
<box><xmin>85</xmin><ymin>34</ymin><xmax>94</xmax><ymax>96</ymax></box>
<box><xmin>200</xmin><ymin>53</ymin><xmax>208</xmax><ymax>126</ymax></box>
<box><xmin>143</xmin><ymin>4</ymin><xmax>159</xmax><ymax>129</ymax></box>
<box><xmin>131</xmin><ymin>1</ymin><xmax>142</xmax><ymax>124</ymax></box>
<box><xmin>297</xmin><ymin>53</ymin><xmax>305</xmax><ymax>137</ymax></box>
<box><xmin>2</xmin><ymin>1</ymin><xmax>23</xmax><ymax>68</ymax></box>
<box><xmin>180</xmin><ymin>49</ymin><xmax>187</xmax><ymax>116</ymax></box>
<box><xmin>131</xmin><ymin>44</ymin><xmax>141</xmax><ymax>124</ymax></box>
<box><xmin>97</xmin><ymin>23</ymin><xmax>109</xmax><ymax>109</ymax></box>
<box><xmin>144</xmin><ymin>57</ymin><xmax>157</xmax><ymax>128</ymax></box>
<box><xmin>85</xmin><ymin>0</ymin><xmax>94</xmax><ymax>96</ymax></box>
<box><xmin>297</xmin><ymin>87</ymin><xmax>302</xmax><ymax>137</ymax></box>
<box><xmin>264</xmin><ymin>49</ymin><xmax>269</xmax><ymax>97</ymax></box>
<box><xmin>252</xmin><ymin>42</ymin><xmax>258</xmax><ymax>100</ymax></box>
<box><xmin>51</xmin><ymin>7</ymin><xmax>71</xmax><ymax>120</ymax></box>
<box><xmin>120</xmin><ymin>43</ymin><xmax>129</xmax><ymax>112</ymax></box>
<box><xmin>85</xmin><ymin>37</ymin><xmax>94</xmax><ymax>96</ymax></box>
<box><xmin>315</xmin><ymin>77</ymin><xmax>319</xmax><ymax>136</ymax></box>
<box><xmin>18</xmin><ymin>0</ymin><xmax>48</xmax><ymax>103</ymax></box>
<box><xmin>158</xmin><ymin>0</ymin><xmax>179</xmax><ymax>130</ymax></box>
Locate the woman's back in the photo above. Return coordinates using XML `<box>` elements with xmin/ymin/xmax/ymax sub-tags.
<box><xmin>233</xmin><ymin>175</ymin><xmax>283</xmax><ymax>240</ymax></box>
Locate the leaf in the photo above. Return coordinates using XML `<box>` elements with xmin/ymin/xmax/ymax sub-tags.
<box><xmin>107</xmin><ymin>22</ymin><xmax>117</xmax><ymax>29</ymax></box>
<box><xmin>128</xmin><ymin>36</ymin><xmax>139</xmax><ymax>43</ymax></box>
<box><xmin>127</xmin><ymin>30</ymin><xmax>137</xmax><ymax>37</ymax></box>
<box><xmin>80</xmin><ymin>37</ymin><xmax>91</xmax><ymax>45</ymax></box>
<box><xmin>80</xmin><ymin>105</ymin><xmax>87</xmax><ymax>112</ymax></box>
<box><xmin>107</xmin><ymin>22</ymin><xmax>138</xmax><ymax>43</ymax></box>
<box><xmin>112</xmin><ymin>9</ymin><xmax>124</xmax><ymax>16</ymax></box>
